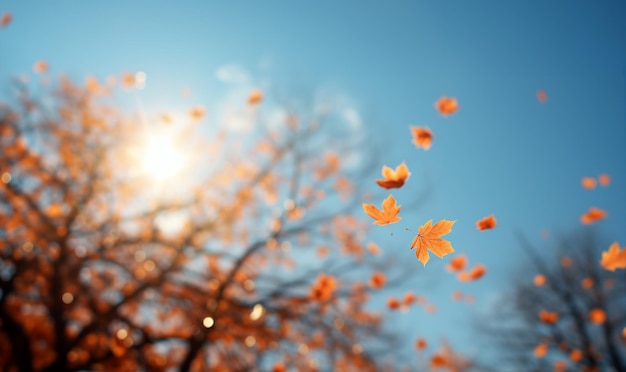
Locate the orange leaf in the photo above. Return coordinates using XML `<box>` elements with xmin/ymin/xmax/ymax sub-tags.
<box><xmin>580</xmin><ymin>207</ymin><xmax>607</xmax><ymax>224</ymax></box>
<box><xmin>387</xmin><ymin>297</ymin><xmax>400</xmax><ymax>310</ymax></box>
<box><xmin>369</xmin><ymin>272</ymin><xmax>386</xmax><ymax>289</ymax></box>
<box><xmin>435</xmin><ymin>96</ymin><xmax>459</xmax><ymax>116</ymax></box>
<box><xmin>248</xmin><ymin>89</ymin><xmax>263</xmax><ymax>105</ymax></box>
<box><xmin>415</xmin><ymin>338</ymin><xmax>427</xmax><ymax>350</ymax></box>
<box><xmin>560</xmin><ymin>256</ymin><xmax>572</xmax><ymax>268</ymax></box>
<box><xmin>376</xmin><ymin>162</ymin><xmax>410</xmax><ymax>189</ymax></box>
<box><xmin>589</xmin><ymin>308</ymin><xmax>606</xmax><ymax>324</ymax></box>
<box><xmin>581</xmin><ymin>177</ymin><xmax>597</xmax><ymax>190</ymax></box>
<box><xmin>410</xmin><ymin>126</ymin><xmax>433</xmax><ymax>150</ymax></box>
<box><xmin>581</xmin><ymin>277</ymin><xmax>594</xmax><ymax>289</ymax></box>
<box><xmin>600</xmin><ymin>242</ymin><xmax>626</xmax><ymax>271</ymax></box>
<box><xmin>189</xmin><ymin>106</ymin><xmax>206</xmax><ymax>121</ymax></box>
<box><xmin>536</xmin><ymin>89</ymin><xmax>548</xmax><ymax>103</ymax></box>
<box><xmin>362</xmin><ymin>194</ymin><xmax>401</xmax><ymax>226</ymax></box>
<box><xmin>410</xmin><ymin>219</ymin><xmax>455</xmax><ymax>266</ymax></box>
<box><xmin>534</xmin><ymin>343</ymin><xmax>548</xmax><ymax>358</ymax></box>
<box><xmin>1</xmin><ymin>12</ymin><xmax>12</xmax><ymax>28</ymax></box>
<box><xmin>457</xmin><ymin>264</ymin><xmax>486</xmax><ymax>282</ymax></box>
<box><xmin>446</xmin><ymin>254</ymin><xmax>467</xmax><ymax>272</ymax></box>
<box><xmin>539</xmin><ymin>310</ymin><xmax>559</xmax><ymax>324</ymax></box>
<box><xmin>598</xmin><ymin>173</ymin><xmax>610</xmax><ymax>186</ymax></box>
<box><xmin>533</xmin><ymin>274</ymin><xmax>546</xmax><ymax>287</ymax></box>
<box><xmin>33</xmin><ymin>60</ymin><xmax>48</xmax><ymax>74</ymax></box>
<box><xmin>451</xmin><ymin>290</ymin><xmax>463</xmax><ymax>301</ymax></box>
<box><xmin>476</xmin><ymin>214</ymin><xmax>497</xmax><ymax>231</ymax></box>
<box><xmin>569</xmin><ymin>349</ymin><xmax>583</xmax><ymax>362</ymax></box>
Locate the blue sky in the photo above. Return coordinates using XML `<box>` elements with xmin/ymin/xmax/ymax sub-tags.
<box><xmin>2</xmin><ymin>0</ymin><xmax>625</xmax><ymax>365</ymax></box>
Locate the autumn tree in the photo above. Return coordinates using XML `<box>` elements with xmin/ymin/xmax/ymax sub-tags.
<box><xmin>478</xmin><ymin>229</ymin><xmax>626</xmax><ymax>372</ymax></box>
<box><xmin>0</xmin><ymin>75</ymin><xmax>419</xmax><ymax>371</ymax></box>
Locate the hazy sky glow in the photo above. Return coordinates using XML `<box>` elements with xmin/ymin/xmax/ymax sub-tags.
<box><xmin>1</xmin><ymin>0</ymin><xmax>625</xmax><ymax>365</ymax></box>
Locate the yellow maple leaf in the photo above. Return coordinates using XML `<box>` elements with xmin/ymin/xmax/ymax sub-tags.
<box><xmin>410</xmin><ymin>219</ymin><xmax>455</xmax><ymax>266</ymax></box>
<box><xmin>362</xmin><ymin>194</ymin><xmax>401</xmax><ymax>226</ymax></box>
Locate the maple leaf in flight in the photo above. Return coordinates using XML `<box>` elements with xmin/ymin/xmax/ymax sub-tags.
<box><xmin>536</xmin><ymin>89</ymin><xmax>548</xmax><ymax>103</ymax></box>
<box><xmin>1</xmin><ymin>12</ymin><xmax>12</xmax><ymax>28</ymax></box>
<box><xmin>476</xmin><ymin>214</ymin><xmax>497</xmax><ymax>231</ymax></box>
<box><xmin>248</xmin><ymin>89</ymin><xmax>263</xmax><ymax>105</ymax></box>
<box><xmin>600</xmin><ymin>242</ymin><xmax>626</xmax><ymax>271</ymax></box>
<box><xmin>457</xmin><ymin>264</ymin><xmax>486</xmax><ymax>282</ymax></box>
<box><xmin>362</xmin><ymin>194</ymin><xmax>401</xmax><ymax>226</ymax></box>
<box><xmin>581</xmin><ymin>177</ymin><xmax>597</xmax><ymax>190</ymax></box>
<box><xmin>410</xmin><ymin>126</ymin><xmax>433</xmax><ymax>150</ymax></box>
<box><xmin>580</xmin><ymin>207</ymin><xmax>607</xmax><ymax>224</ymax></box>
<box><xmin>435</xmin><ymin>96</ymin><xmax>459</xmax><ymax>116</ymax></box>
<box><xmin>376</xmin><ymin>162</ymin><xmax>410</xmax><ymax>189</ymax></box>
<box><xmin>446</xmin><ymin>254</ymin><xmax>467</xmax><ymax>272</ymax></box>
<box><xmin>598</xmin><ymin>173</ymin><xmax>610</xmax><ymax>186</ymax></box>
<box><xmin>409</xmin><ymin>219</ymin><xmax>455</xmax><ymax>266</ymax></box>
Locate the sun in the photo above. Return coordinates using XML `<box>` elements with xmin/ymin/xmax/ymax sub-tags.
<box><xmin>140</xmin><ymin>135</ymin><xmax>188</xmax><ymax>181</ymax></box>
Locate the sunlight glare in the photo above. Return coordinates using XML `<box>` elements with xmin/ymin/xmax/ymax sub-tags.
<box><xmin>141</xmin><ymin>135</ymin><xmax>187</xmax><ymax>181</ymax></box>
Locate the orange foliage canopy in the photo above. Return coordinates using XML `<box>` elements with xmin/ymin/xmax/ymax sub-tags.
<box><xmin>580</xmin><ymin>207</ymin><xmax>607</xmax><ymax>224</ymax></box>
<box><xmin>475</xmin><ymin>214</ymin><xmax>497</xmax><ymax>231</ymax></box>
<box><xmin>410</xmin><ymin>126</ymin><xmax>433</xmax><ymax>150</ymax></box>
<box><xmin>435</xmin><ymin>96</ymin><xmax>459</xmax><ymax>116</ymax></box>
<box><xmin>362</xmin><ymin>194</ymin><xmax>401</xmax><ymax>226</ymax></box>
<box><xmin>600</xmin><ymin>242</ymin><xmax>626</xmax><ymax>271</ymax></box>
<box><xmin>409</xmin><ymin>219</ymin><xmax>455</xmax><ymax>266</ymax></box>
<box><xmin>376</xmin><ymin>163</ymin><xmax>410</xmax><ymax>189</ymax></box>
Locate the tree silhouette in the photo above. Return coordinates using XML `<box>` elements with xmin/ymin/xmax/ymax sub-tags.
<box><xmin>0</xmin><ymin>76</ymin><xmax>417</xmax><ymax>371</ymax></box>
<box><xmin>479</xmin><ymin>229</ymin><xmax>626</xmax><ymax>372</ymax></box>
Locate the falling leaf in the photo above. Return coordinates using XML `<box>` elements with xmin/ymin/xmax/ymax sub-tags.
<box><xmin>600</xmin><ymin>242</ymin><xmax>626</xmax><ymax>271</ymax></box>
<box><xmin>458</xmin><ymin>264</ymin><xmax>486</xmax><ymax>282</ymax></box>
<box><xmin>409</xmin><ymin>219</ymin><xmax>455</xmax><ymax>266</ymax></box>
<box><xmin>533</xmin><ymin>274</ymin><xmax>546</xmax><ymax>287</ymax></box>
<box><xmin>403</xmin><ymin>291</ymin><xmax>416</xmax><ymax>306</ymax></box>
<box><xmin>451</xmin><ymin>290</ymin><xmax>463</xmax><ymax>301</ymax></box>
<box><xmin>580</xmin><ymin>207</ymin><xmax>607</xmax><ymax>224</ymax></box>
<box><xmin>435</xmin><ymin>96</ymin><xmax>459</xmax><ymax>116</ymax></box>
<box><xmin>476</xmin><ymin>214</ymin><xmax>497</xmax><ymax>231</ymax></box>
<box><xmin>33</xmin><ymin>60</ymin><xmax>49</xmax><ymax>74</ymax></box>
<box><xmin>366</xmin><ymin>242</ymin><xmax>381</xmax><ymax>255</ymax></box>
<box><xmin>536</xmin><ymin>89</ymin><xmax>548</xmax><ymax>103</ymax></box>
<box><xmin>415</xmin><ymin>338</ymin><xmax>427</xmax><ymax>350</ymax></box>
<box><xmin>539</xmin><ymin>310</ymin><xmax>559</xmax><ymax>324</ymax></box>
<box><xmin>589</xmin><ymin>308</ymin><xmax>606</xmax><ymax>324</ymax></box>
<box><xmin>189</xmin><ymin>106</ymin><xmax>206</xmax><ymax>121</ymax></box>
<box><xmin>1</xmin><ymin>12</ymin><xmax>11</xmax><ymax>28</ymax></box>
<box><xmin>598</xmin><ymin>173</ymin><xmax>610</xmax><ymax>187</ymax></box>
<box><xmin>446</xmin><ymin>254</ymin><xmax>467</xmax><ymax>272</ymax></box>
<box><xmin>362</xmin><ymin>194</ymin><xmax>401</xmax><ymax>226</ymax></box>
<box><xmin>410</xmin><ymin>126</ymin><xmax>433</xmax><ymax>150</ymax></box>
<box><xmin>376</xmin><ymin>162</ymin><xmax>410</xmax><ymax>189</ymax></box>
<box><xmin>581</xmin><ymin>177</ymin><xmax>597</xmax><ymax>190</ymax></box>
<box><xmin>248</xmin><ymin>89</ymin><xmax>263</xmax><ymax>105</ymax></box>
<box><xmin>121</xmin><ymin>72</ymin><xmax>136</xmax><ymax>88</ymax></box>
